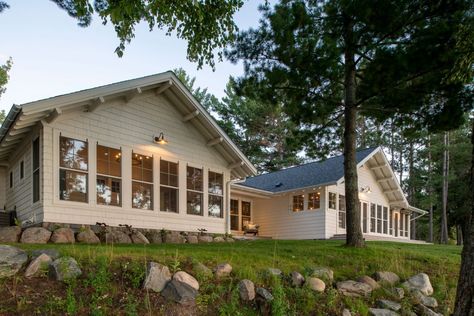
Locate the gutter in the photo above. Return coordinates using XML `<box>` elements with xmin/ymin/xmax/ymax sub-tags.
<box><xmin>0</xmin><ymin>104</ymin><xmax>22</xmax><ymax>146</ymax></box>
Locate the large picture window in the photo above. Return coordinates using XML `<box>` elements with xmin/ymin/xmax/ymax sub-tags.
<box><xmin>208</xmin><ymin>171</ymin><xmax>223</xmax><ymax>218</ymax></box>
<box><xmin>187</xmin><ymin>166</ymin><xmax>203</xmax><ymax>215</ymax></box>
<box><xmin>338</xmin><ymin>195</ymin><xmax>346</xmax><ymax>229</ymax></box>
<box><xmin>59</xmin><ymin>136</ymin><xmax>88</xmax><ymax>202</ymax></box>
<box><xmin>308</xmin><ymin>191</ymin><xmax>320</xmax><ymax>210</ymax></box>
<box><xmin>96</xmin><ymin>145</ymin><xmax>121</xmax><ymax>206</ymax></box>
<box><xmin>292</xmin><ymin>194</ymin><xmax>304</xmax><ymax>212</ymax></box>
<box><xmin>160</xmin><ymin>160</ymin><xmax>179</xmax><ymax>213</ymax></box>
<box><xmin>132</xmin><ymin>152</ymin><xmax>153</xmax><ymax>210</ymax></box>
<box><xmin>32</xmin><ymin>137</ymin><xmax>40</xmax><ymax>203</ymax></box>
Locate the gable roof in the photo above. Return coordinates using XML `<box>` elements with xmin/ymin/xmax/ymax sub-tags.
<box><xmin>236</xmin><ymin>147</ymin><xmax>377</xmax><ymax>193</ymax></box>
<box><xmin>0</xmin><ymin>71</ymin><xmax>257</xmax><ymax>178</ymax></box>
<box><xmin>234</xmin><ymin>147</ymin><xmax>426</xmax><ymax>214</ymax></box>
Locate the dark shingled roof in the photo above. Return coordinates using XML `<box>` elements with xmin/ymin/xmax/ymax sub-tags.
<box><xmin>237</xmin><ymin>147</ymin><xmax>378</xmax><ymax>193</ymax></box>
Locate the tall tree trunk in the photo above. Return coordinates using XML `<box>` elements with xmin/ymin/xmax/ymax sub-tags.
<box><xmin>453</xmin><ymin>119</ymin><xmax>474</xmax><ymax>316</ymax></box>
<box><xmin>456</xmin><ymin>225</ymin><xmax>463</xmax><ymax>246</ymax></box>
<box><xmin>390</xmin><ymin>119</ymin><xmax>395</xmax><ymax>169</ymax></box>
<box><xmin>408</xmin><ymin>141</ymin><xmax>416</xmax><ymax>239</ymax></box>
<box><xmin>441</xmin><ymin>131</ymin><xmax>450</xmax><ymax>244</ymax></box>
<box><xmin>399</xmin><ymin>145</ymin><xmax>403</xmax><ymax>185</ymax></box>
<box><xmin>428</xmin><ymin>135</ymin><xmax>434</xmax><ymax>243</ymax></box>
<box><xmin>343</xmin><ymin>15</ymin><xmax>364</xmax><ymax>248</ymax></box>
<box><xmin>360</xmin><ymin>116</ymin><xmax>366</xmax><ymax>148</ymax></box>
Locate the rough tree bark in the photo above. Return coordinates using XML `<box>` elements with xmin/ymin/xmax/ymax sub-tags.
<box><xmin>343</xmin><ymin>15</ymin><xmax>364</xmax><ymax>248</ymax></box>
<box><xmin>441</xmin><ymin>131</ymin><xmax>450</xmax><ymax>244</ymax></box>
<box><xmin>453</xmin><ymin>120</ymin><xmax>474</xmax><ymax>316</ymax></box>
<box><xmin>428</xmin><ymin>135</ymin><xmax>434</xmax><ymax>243</ymax></box>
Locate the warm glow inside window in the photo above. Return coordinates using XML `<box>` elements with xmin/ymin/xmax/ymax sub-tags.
<box><xmin>328</xmin><ymin>192</ymin><xmax>337</xmax><ymax>209</ymax></box>
<box><xmin>131</xmin><ymin>152</ymin><xmax>153</xmax><ymax>210</ymax></box>
<box><xmin>96</xmin><ymin>145</ymin><xmax>121</xmax><ymax>207</ymax></box>
<box><xmin>59</xmin><ymin>136</ymin><xmax>88</xmax><ymax>203</ymax></box>
<box><xmin>308</xmin><ymin>191</ymin><xmax>320</xmax><ymax>210</ymax></box>
<box><xmin>292</xmin><ymin>194</ymin><xmax>304</xmax><ymax>212</ymax></box>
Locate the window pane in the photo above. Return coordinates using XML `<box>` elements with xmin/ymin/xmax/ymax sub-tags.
<box><xmin>97</xmin><ymin>176</ymin><xmax>121</xmax><ymax>206</ymax></box>
<box><xmin>242</xmin><ymin>201</ymin><xmax>251</xmax><ymax>216</ymax></box>
<box><xmin>60</xmin><ymin>169</ymin><xmax>88</xmax><ymax>202</ymax></box>
<box><xmin>33</xmin><ymin>137</ymin><xmax>40</xmax><ymax>170</ymax></box>
<box><xmin>338</xmin><ymin>211</ymin><xmax>346</xmax><ymax>229</ymax></box>
<box><xmin>187</xmin><ymin>166</ymin><xmax>203</xmax><ymax>191</ymax></box>
<box><xmin>231</xmin><ymin>199</ymin><xmax>239</xmax><ymax>215</ymax></box>
<box><xmin>308</xmin><ymin>191</ymin><xmax>320</xmax><ymax>209</ymax></box>
<box><xmin>132</xmin><ymin>153</ymin><xmax>153</xmax><ymax>182</ymax></box>
<box><xmin>209</xmin><ymin>171</ymin><xmax>223</xmax><ymax>195</ymax></box>
<box><xmin>187</xmin><ymin>191</ymin><xmax>203</xmax><ymax>215</ymax></box>
<box><xmin>160</xmin><ymin>186</ymin><xmax>178</xmax><ymax>213</ymax></box>
<box><xmin>132</xmin><ymin>181</ymin><xmax>153</xmax><ymax>210</ymax></box>
<box><xmin>370</xmin><ymin>204</ymin><xmax>376</xmax><ymax>232</ymax></box>
<box><xmin>383</xmin><ymin>206</ymin><xmax>388</xmax><ymax>234</ymax></box>
<box><xmin>292</xmin><ymin>195</ymin><xmax>304</xmax><ymax>212</ymax></box>
<box><xmin>231</xmin><ymin>215</ymin><xmax>239</xmax><ymax>231</ymax></box>
<box><xmin>339</xmin><ymin>195</ymin><xmax>346</xmax><ymax>211</ymax></box>
<box><xmin>60</xmin><ymin>137</ymin><xmax>88</xmax><ymax>171</ymax></box>
<box><xmin>377</xmin><ymin>205</ymin><xmax>382</xmax><ymax>233</ymax></box>
<box><xmin>329</xmin><ymin>192</ymin><xmax>337</xmax><ymax>209</ymax></box>
<box><xmin>209</xmin><ymin>195</ymin><xmax>223</xmax><ymax>218</ymax></box>
<box><xmin>33</xmin><ymin>170</ymin><xmax>40</xmax><ymax>203</ymax></box>
<box><xmin>97</xmin><ymin>145</ymin><xmax>121</xmax><ymax>177</ymax></box>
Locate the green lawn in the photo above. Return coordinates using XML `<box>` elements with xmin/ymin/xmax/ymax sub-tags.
<box><xmin>4</xmin><ymin>240</ymin><xmax>462</xmax><ymax>315</ymax></box>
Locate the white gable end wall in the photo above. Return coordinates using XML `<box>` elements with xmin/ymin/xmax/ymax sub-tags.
<box><xmin>41</xmin><ymin>91</ymin><xmax>231</xmax><ymax>233</ymax></box>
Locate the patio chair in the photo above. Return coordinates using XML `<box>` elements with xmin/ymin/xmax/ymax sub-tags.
<box><xmin>243</xmin><ymin>221</ymin><xmax>260</xmax><ymax>236</ymax></box>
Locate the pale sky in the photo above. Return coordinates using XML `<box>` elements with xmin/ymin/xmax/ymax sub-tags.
<box><xmin>0</xmin><ymin>0</ymin><xmax>267</xmax><ymax>113</ymax></box>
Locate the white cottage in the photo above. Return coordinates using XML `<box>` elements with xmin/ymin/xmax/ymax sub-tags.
<box><xmin>0</xmin><ymin>72</ymin><xmax>425</xmax><ymax>241</ymax></box>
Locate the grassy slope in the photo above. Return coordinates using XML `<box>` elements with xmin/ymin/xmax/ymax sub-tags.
<box><xmin>3</xmin><ymin>240</ymin><xmax>461</xmax><ymax>315</ymax></box>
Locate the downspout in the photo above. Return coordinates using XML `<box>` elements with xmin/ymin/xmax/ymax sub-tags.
<box><xmin>226</xmin><ymin>178</ymin><xmax>245</xmax><ymax>234</ymax></box>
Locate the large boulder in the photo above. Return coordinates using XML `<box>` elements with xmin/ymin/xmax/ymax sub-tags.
<box><xmin>213</xmin><ymin>236</ymin><xmax>225</xmax><ymax>243</ymax></box>
<box><xmin>131</xmin><ymin>231</ymin><xmax>150</xmax><ymax>244</ymax></box>
<box><xmin>307</xmin><ymin>277</ymin><xmax>326</xmax><ymax>292</ymax></box>
<box><xmin>145</xmin><ymin>231</ymin><xmax>162</xmax><ymax>244</ymax></box>
<box><xmin>20</xmin><ymin>227</ymin><xmax>52</xmax><ymax>244</ymax></box>
<box><xmin>163</xmin><ymin>232</ymin><xmax>185</xmax><ymax>244</ymax></box>
<box><xmin>161</xmin><ymin>279</ymin><xmax>198</xmax><ymax>305</ymax></box>
<box><xmin>105</xmin><ymin>230</ymin><xmax>132</xmax><ymax>244</ymax></box>
<box><xmin>337</xmin><ymin>280</ymin><xmax>373</xmax><ymax>297</ymax></box>
<box><xmin>31</xmin><ymin>249</ymin><xmax>60</xmax><ymax>260</ymax></box>
<box><xmin>377</xmin><ymin>300</ymin><xmax>402</xmax><ymax>312</ymax></box>
<box><xmin>143</xmin><ymin>262</ymin><xmax>171</xmax><ymax>292</ymax></box>
<box><xmin>256</xmin><ymin>287</ymin><xmax>273</xmax><ymax>302</ymax></box>
<box><xmin>403</xmin><ymin>273</ymin><xmax>433</xmax><ymax>296</ymax></box>
<box><xmin>76</xmin><ymin>229</ymin><xmax>100</xmax><ymax>244</ymax></box>
<box><xmin>0</xmin><ymin>226</ymin><xmax>22</xmax><ymax>243</ymax></box>
<box><xmin>49</xmin><ymin>257</ymin><xmax>82</xmax><ymax>281</ymax></box>
<box><xmin>368</xmin><ymin>308</ymin><xmax>399</xmax><ymax>316</ymax></box>
<box><xmin>198</xmin><ymin>235</ymin><xmax>213</xmax><ymax>243</ymax></box>
<box><xmin>0</xmin><ymin>245</ymin><xmax>28</xmax><ymax>278</ymax></box>
<box><xmin>214</xmin><ymin>263</ymin><xmax>232</xmax><ymax>278</ymax></box>
<box><xmin>239</xmin><ymin>279</ymin><xmax>255</xmax><ymax>301</ymax></box>
<box><xmin>311</xmin><ymin>267</ymin><xmax>334</xmax><ymax>282</ymax></box>
<box><xmin>374</xmin><ymin>271</ymin><xmax>400</xmax><ymax>285</ymax></box>
<box><xmin>412</xmin><ymin>290</ymin><xmax>438</xmax><ymax>308</ymax></box>
<box><xmin>173</xmin><ymin>271</ymin><xmax>199</xmax><ymax>291</ymax></box>
<box><xmin>50</xmin><ymin>228</ymin><xmax>75</xmax><ymax>244</ymax></box>
<box><xmin>290</xmin><ymin>271</ymin><xmax>305</xmax><ymax>287</ymax></box>
<box><xmin>357</xmin><ymin>275</ymin><xmax>380</xmax><ymax>290</ymax></box>
<box><xmin>25</xmin><ymin>253</ymin><xmax>52</xmax><ymax>278</ymax></box>
<box><xmin>186</xmin><ymin>235</ymin><xmax>198</xmax><ymax>244</ymax></box>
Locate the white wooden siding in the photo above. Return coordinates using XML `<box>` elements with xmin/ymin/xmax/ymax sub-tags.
<box><xmin>0</xmin><ymin>167</ymin><xmax>6</xmax><ymax>209</ymax></box>
<box><xmin>42</xmin><ymin>91</ymin><xmax>230</xmax><ymax>233</ymax></box>
<box><xmin>250</xmin><ymin>187</ymin><xmax>327</xmax><ymax>240</ymax></box>
<box><xmin>4</xmin><ymin>126</ymin><xmax>43</xmax><ymax>223</ymax></box>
